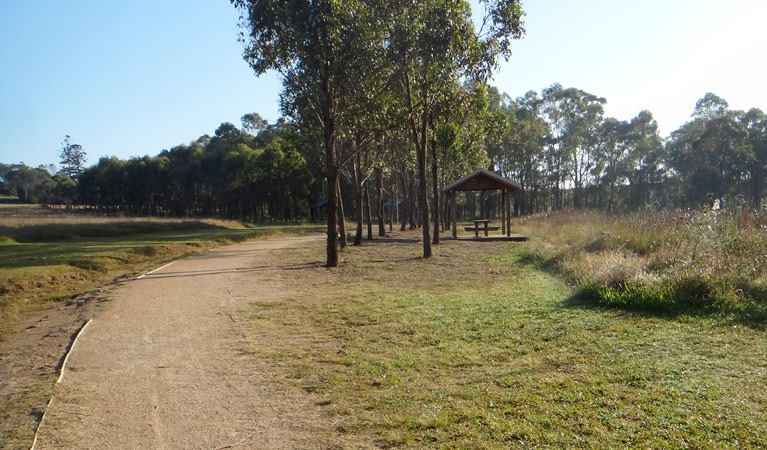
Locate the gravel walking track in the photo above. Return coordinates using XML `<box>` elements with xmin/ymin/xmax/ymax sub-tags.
<box><xmin>35</xmin><ymin>235</ymin><xmax>332</xmax><ymax>449</ymax></box>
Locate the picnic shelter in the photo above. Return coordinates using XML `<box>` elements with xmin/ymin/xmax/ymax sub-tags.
<box><xmin>442</xmin><ymin>169</ymin><xmax>522</xmax><ymax>238</ymax></box>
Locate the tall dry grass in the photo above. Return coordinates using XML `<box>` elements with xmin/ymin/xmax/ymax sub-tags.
<box><xmin>515</xmin><ymin>206</ymin><xmax>767</xmax><ymax>322</ymax></box>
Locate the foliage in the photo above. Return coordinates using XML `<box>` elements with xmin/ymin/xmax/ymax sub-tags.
<box><xmin>0</xmin><ymin>164</ymin><xmax>75</xmax><ymax>204</ymax></box>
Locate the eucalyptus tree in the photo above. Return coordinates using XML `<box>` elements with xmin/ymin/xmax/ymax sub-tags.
<box><xmin>390</xmin><ymin>0</ymin><xmax>524</xmax><ymax>257</ymax></box>
<box><xmin>592</xmin><ymin>117</ymin><xmax>630</xmax><ymax>211</ymax></box>
<box><xmin>540</xmin><ymin>85</ymin><xmax>605</xmax><ymax>208</ymax></box>
<box><xmin>241</xmin><ymin>112</ymin><xmax>268</xmax><ymax>136</ymax></box>
<box><xmin>625</xmin><ymin>111</ymin><xmax>664</xmax><ymax>208</ymax></box>
<box><xmin>667</xmin><ymin>94</ymin><xmax>752</xmax><ymax>204</ymax></box>
<box><xmin>428</xmin><ymin>81</ymin><xmax>494</xmax><ymax>242</ymax></box>
<box><xmin>337</xmin><ymin>66</ymin><xmax>400</xmax><ymax>246</ymax></box>
<box><xmin>382</xmin><ymin>126</ymin><xmax>418</xmax><ymax>231</ymax></box>
<box><xmin>743</xmin><ymin>108</ymin><xmax>767</xmax><ymax>206</ymax></box>
<box><xmin>232</xmin><ymin>0</ymin><xmax>390</xmax><ymax>267</ymax></box>
<box><xmin>493</xmin><ymin>91</ymin><xmax>547</xmax><ymax>214</ymax></box>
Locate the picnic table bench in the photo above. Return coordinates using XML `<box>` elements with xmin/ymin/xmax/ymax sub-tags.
<box><xmin>464</xmin><ymin>219</ymin><xmax>500</xmax><ymax>237</ymax></box>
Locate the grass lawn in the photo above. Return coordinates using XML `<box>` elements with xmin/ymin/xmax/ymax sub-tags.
<box><xmin>243</xmin><ymin>229</ymin><xmax>767</xmax><ymax>448</ymax></box>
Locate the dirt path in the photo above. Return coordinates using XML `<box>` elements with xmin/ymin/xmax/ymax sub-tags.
<box><xmin>35</xmin><ymin>235</ymin><xmax>333</xmax><ymax>449</ymax></box>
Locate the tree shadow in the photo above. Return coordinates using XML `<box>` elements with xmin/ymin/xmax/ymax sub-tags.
<box><xmin>361</xmin><ymin>237</ymin><xmax>421</xmax><ymax>244</ymax></box>
<box><xmin>138</xmin><ymin>262</ymin><xmax>326</xmax><ymax>280</ymax></box>
<box><xmin>562</xmin><ymin>284</ymin><xmax>767</xmax><ymax>330</ymax></box>
<box><xmin>514</xmin><ymin>249</ymin><xmax>767</xmax><ymax>330</ymax></box>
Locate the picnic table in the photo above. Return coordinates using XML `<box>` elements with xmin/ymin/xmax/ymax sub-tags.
<box><xmin>463</xmin><ymin>219</ymin><xmax>500</xmax><ymax>237</ymax></box>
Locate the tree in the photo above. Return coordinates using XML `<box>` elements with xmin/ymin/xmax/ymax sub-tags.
<box><xmin>492</xmin><ymin>91</ymin><xmax>547</xmax><ymax>214</ymax></box>
<box><xmin>592</xmin><ymin>117</ymin><xmax>630</xmax><ymax>210</ymax></box>
<box><xmin>232</xmin><ymin>0</ymin><xmax>389</xmax><ymax>267</ymax></box>
<box><xmin>743</xmin><ymin>108</ymin><xmax>767</xmax><ymax>206</ymax></box>
<box><xmin>241</xmin><ymin>112</ymin><xmax>268</xmax><ymax>136</ymax></box>
<box><xmin>59</xmin><ymin>135</ymin><xmax>87</xmax><ymax>178</ymax></box>
<box><xmin>693</xmin><ymin>92</ymin><xmax>729</xmax><ymax>120</ymax></box>
<box><xmin>539</xmin><ymin>85</ymin><xmax>605</xmax><ymax>209</ymax></box>
<box><xmin>390</xmin><ymin>0</ymin><xmax>524</xmax><ymax>257</ymax></box>
<box><xmin>4</xmin><ymin>164</ymin><xmax>54</xmax><ymax>203</ymax></box>
<box><xmin>625</xmin><ymin>111</ymin><xmax>664</xmax><ymax>208</ymax></box>
<box><xmin>667</xmin><ymin>95</ymin><xmax>752</xmax><ymax>204</ymax></box>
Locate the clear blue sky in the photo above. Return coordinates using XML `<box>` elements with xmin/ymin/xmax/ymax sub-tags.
<box><xmin>1</xmin><ymin>0</ymin><xmax>765</xmax><ymax>169</ymax></box>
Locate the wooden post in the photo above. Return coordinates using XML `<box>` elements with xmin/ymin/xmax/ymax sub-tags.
<box><xmin>501</xmin><ymin>190</ymin><xmax>507</xmax><ymax>235</ymax></box>
<box><xmin>451</xmin><ymin>191</ymin><xmax>457</xmax><ymax>238</ymax></box>
<box><xmin>506</xmin><ymin>191</ymin><xmax>511</xmax><ymax>237</ymax></box>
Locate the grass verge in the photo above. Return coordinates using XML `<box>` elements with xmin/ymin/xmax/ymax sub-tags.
<box><xmin>0</xmin><ymin>216</ymin><xmax>319</xmax><ymax>338</ymax></box>
<box><xmin>241</xmin><ymin>230</ymin><xmax>767</xmax><ymax>448</ymax></box>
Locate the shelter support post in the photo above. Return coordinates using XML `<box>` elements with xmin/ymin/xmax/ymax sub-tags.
<box><xmin>451</xmin><ymin>191</ymin><xmax>457</xmax><ymax>238</ymax></box>
<box><xmin>506</xmin><ymin>191</ymin><xmax>511</xmax><ymax>237</ymax></box>
<box><xmin>501</xmin><ymin>190</ymin><xmax>507</xmax><ymax>235</ymax></box>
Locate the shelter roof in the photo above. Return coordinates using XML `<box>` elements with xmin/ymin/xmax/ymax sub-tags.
<box><xmin>442</xmin><ymin>169</ymin><xmax>522</xmax><ymax>193</ymax></box>
<box><xmin>310</xmin><ymin>199</ymin><xmax>328</xmax><ymax>208</ymax></box>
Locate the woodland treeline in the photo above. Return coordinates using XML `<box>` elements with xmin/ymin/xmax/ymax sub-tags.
<box><xmin>3</xmin><ymin>89</ymin><xmax>765</xmax><ymax>220</ymax></box>
<box><xmin>3</xmin><ymin>1</ymin><xmax>766</xmax><ymax>267</ymax></box>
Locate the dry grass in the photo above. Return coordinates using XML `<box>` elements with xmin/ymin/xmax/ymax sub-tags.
<box><xmin>513</xmin><ymin>208</ymin><xmax>767</xmax><ymax>322</ymax></box>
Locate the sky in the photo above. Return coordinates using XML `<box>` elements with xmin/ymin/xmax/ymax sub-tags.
<box><xmin>1</xmin><ymin>0</ymin><xmax>766</xmax><ymax>169</ymax></box>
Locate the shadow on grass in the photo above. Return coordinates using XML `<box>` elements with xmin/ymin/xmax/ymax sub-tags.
<box><xmin>362</xmin><ymin>237</ymin><xmax>421</xmax><ymax>244</ymax></box>
<box><xmin>0</xmin><ymin>221</ymin><xmax>227</xmax><ymax>242</ymax></box>
<box><xmin>138</xmin><ymin>262</ymin><xmax>326</xmax><ymax>280</ymax></box>
<box><xmin>561</xmin><ymin>289</ymin><xmax>712</xmax><ymax>321</ymax></box>
<box><xmin>514</xmin><ymin>250</ymin><xmax>767</xmax><ymax>329</ymax></box>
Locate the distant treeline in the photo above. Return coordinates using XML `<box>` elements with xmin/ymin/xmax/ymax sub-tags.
<box><xmin>496</xmin><ymin>88</ymin><xmax>767</xmax><ymax>213</ymax></box>
<box><xmin>2</xmin><ymin>87</ymin><xmax>766</xmax><ymax>223</ymax></box>
<box><xmin>1</xmin><ymin>121</ymin><xmax>312</xmax><ymax>222</ymax></box>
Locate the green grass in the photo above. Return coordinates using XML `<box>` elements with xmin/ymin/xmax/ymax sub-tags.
<box><xmin>242</xmin><ymin>231</ymin><xmax>767</xmax><ymax>448</ymax></box>
<box><xmin>0</xmin><ymin>217</ymin><xmax>320</xmax><ymax>337</ymax></box>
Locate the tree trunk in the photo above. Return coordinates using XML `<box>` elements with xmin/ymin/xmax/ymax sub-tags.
<box><xmin>416</xmin><ymin>122</ymin><xmax>431</xmax><ymax>257</ymax></box>
<box><xmin>390</xmin><ymin>180</ymin><xmax>396</xmax><ymax>232</ymax></box>
<box><xmin>408</xmin><ymin>173</ymin><xmax>416</xmax><ymax>230</ymax></box>
<box><xmin>320</xmin><ymin>64</ymin><xmax>339</xmax><ymax>267</ymax></box>
<box><xmin>405</xmin><ymin>72</ymin><xmax>431</xmax><ymax>258</ymax></box>
<box><xmin>430</xmin><ymin>123</ymin><xmax>440</xmax><ymax>245</ymax></box>
<box><xmin>399</xmin><ymin>171</ymin><xmax>408</xmax><ymax>231</ymax></box>
<box><xmin>365</xmin><ymin>183</ymin><xmax>373</xmax><ymax>240</ymax></box>
<box><xmin>353</xmin><ymin>152</ymin><xmax>363</xmax><ymax>246</ymax></box>
<box><xmin>336</xmin><ymin>180</ymin><xmax>347</xmax><ymax>249</ymax></box>
<box><xmin>376</xmin><ymin>167</ymin><xmax>386</xmax><ymax>236</ymax></box>
<box><xmin>751</xmin><ymin>168</ymin><xmax>763</xmax><ymax>206</ymax></box>
<box><xmin>451</xmin><ymin>191</ymin><xmax>457</xmax><ymax>238</ymax></box>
